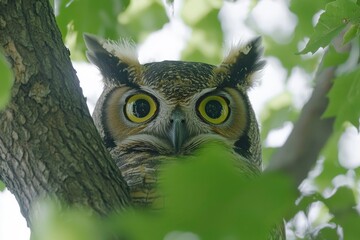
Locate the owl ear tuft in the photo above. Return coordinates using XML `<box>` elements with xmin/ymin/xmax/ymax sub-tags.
<box><xmin>217</xmin><ymin>37</ymin><xmax>265</xmax><ymax>90</ymax></box>
<box><xmin>84</xmin><ymin>33</ymin><xmax>141</xmax><ymax>86</ymax></box>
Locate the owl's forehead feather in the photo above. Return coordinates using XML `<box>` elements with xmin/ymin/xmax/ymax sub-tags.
<box><xmin>142</xmin><ymin>61</ymin><xmax>218</xmax><ymax>86</ymax></box>
<box><xmin>139</xmin><ymin>61</ymin><xmax>221</xmax><ymax>99</ymax></box>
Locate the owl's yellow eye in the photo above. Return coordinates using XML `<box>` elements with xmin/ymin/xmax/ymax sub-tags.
<box><xmin>125</xmin><ymin>93</ymin><xmax>158</xmax><ymax>123</ymax></box>
<box><xmin>197</xmin><ymin>95</ymin><xmax>230</xmax><ymax>124</ymax></box>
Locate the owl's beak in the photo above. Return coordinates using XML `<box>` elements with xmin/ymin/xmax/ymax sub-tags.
<box><xmin>169</xmin><ymin>109</ymin><xmax>188</xmax><ymax>153</ymax></box>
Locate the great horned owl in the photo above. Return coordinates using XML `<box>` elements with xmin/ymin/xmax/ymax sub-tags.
<box><xmin>84</xmin><ymin>34</ymin><xmax>264</xmax><ymax>206</ymax></box>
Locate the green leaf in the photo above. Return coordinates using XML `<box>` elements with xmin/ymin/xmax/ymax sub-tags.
<box><xmin>334</xmin><ymin>210</ymin><xmax>360</xmax><ymax>239</ymax></box>
<box><xmin>343</xmin><ymin>23</ymin><xmax>360</xmax><ymax>44</ymax></box>
<box><xmin>116</xmin><ymin>141</ymin><xmax>296</xmax><ymax>239</ymax></box>
<box><xmin>0</xmin><ymin>54</ymin><xmax>13</xmax><ymax>110</ymax></box>
<box><xmin>30</xmin><ymin>143</ymin><xmax>296</xmax><ymax>240</ymax></box>
<box><xmin>356</xmin><ymin>167</ymin><xmax>360</xmax><ymax>181</ymax></box>
<box><xmin>118</xmin><ymin>0</ymin><xmax>169</xmax><ymax>41</ymax></box>
<box><xmin>323</xmin><ymin>66</ymin><xmax>360</xmax><ymax>130</ymax></box>
<box><xmin>299</xmin><ymin>0</ymin><xmax>360</xmax><ymax>54</ymax></box>
<box><xmin>266</xmin><ymin>0</ymin><xmax>329</xmax><ymax>72</ymax></box>
<box><xmin>56</xmin><ymin>0</ymin><xmax>168</xmax><ymax>59</ymax></box>
<box><xmin>323</xmin><ymin>187</ymin><xmax>356</xmax><ymax>214</ymax></box>
<box><xmin>0</xmin><ymin>180</ymin><xmax>5</xmax><ymax>191</ymax></box>
<box><xmin>315</xmin><ymin>187</ymin><xmax>359</xmax><ymax>239</ymax></box>
<box><xmin>264</xmin><ymin>36</ymin><xmax>320</xmax><ymax>73</ymax></box>
<box><xmin>322</xmin><ymin>45</ymin><xmax>349</xmax><ymax>67</ymax></box>
<box><xmin>32</xmin><ymin>200</ymin><xmax>106</xmax><ymax>240</ymax></box>
<box><xmin>56</xmin><ymin>0</ymin><xmax>129</xmax><ymax>59</ymax></box>
<box><xmin>285</xmin><ymin>193</ymin><xmax>325</xmax><ymax>221</ymax></box>
<box><xmin>315</xmin><ymin>226</ymin><xmax>339</xmax><ymax>240</ymax></box>
<box><xmin>290</xmin><ymin>0</ymin><xmax>332</xmax><ymax>37</ymax></box>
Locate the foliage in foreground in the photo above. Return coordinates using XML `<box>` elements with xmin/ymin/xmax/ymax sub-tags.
<box><xmin>32</xmin><ymin>142</ymin><xmax>296</xmax><ymax>240</ymax></box>
<box><xmin>31</xmin><ymin>143</ymin><xmax>359</xmax><ymax>240</ymax></box>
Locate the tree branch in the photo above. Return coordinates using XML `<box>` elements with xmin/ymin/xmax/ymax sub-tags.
<box><xmin>266</xmin><ymin>35</ymin><xmax>352</xmax><ymax>187</ymax></box>
<box><xmin>0</xmin><ymin>0</ymin><xmax>130</xmax><ymax>225</ymax></box>
<box><xmin>266</xmin><ymin>65</ymin><xmax>335</xmax><ymax>186</ymax></box>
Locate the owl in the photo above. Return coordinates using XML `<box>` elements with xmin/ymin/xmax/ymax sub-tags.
<box><xmin>84</xmin><ymin>34</ymin><xmax>264</xmax><ymax>206</ymax></box>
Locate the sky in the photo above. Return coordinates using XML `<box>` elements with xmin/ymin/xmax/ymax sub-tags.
<box><xmin>1</xmin><ymin>1</ymin><xmax>359</xmax><ymax>239</ymax></box>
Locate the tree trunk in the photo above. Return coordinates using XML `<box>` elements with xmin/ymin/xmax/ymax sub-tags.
<box><xmin>0</xmin><ymin>0</ymin><xmax>130</xmax><ymax>226</ymax></box>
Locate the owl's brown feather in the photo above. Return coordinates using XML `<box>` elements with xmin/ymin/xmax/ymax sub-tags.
<box><xmin>86</xmin><ymin>33</ymin><xmax>285</xmax><ymax>239</ymax></box>
<box><xmin>85</xmin><ymin>33</ymin><xmax>264</xmax><ymax>202</ymax></box>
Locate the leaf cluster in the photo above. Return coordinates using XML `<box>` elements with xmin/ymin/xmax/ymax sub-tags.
<box><xmin>32</xmin><ymin>142</ymin><xmax>296</xmax><ymax>240</ymax></box>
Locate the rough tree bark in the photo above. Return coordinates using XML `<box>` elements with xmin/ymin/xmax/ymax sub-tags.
<box><xmin>0</xmin><ymin>0</ymin><xmax>130</xmax><ymax>225</ymax></box>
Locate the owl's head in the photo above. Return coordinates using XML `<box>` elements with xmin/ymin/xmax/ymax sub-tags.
<box><xmin>85</xmin><ymin>35</ymin><xmax>264</xmax><ymax>164</ymax></box>
<box><xmin>85</xmin><ymin>34</ymin><xmax>264</xmax><ymax>205</ymax></box>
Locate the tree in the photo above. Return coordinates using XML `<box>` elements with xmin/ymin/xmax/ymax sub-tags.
<box><xmin>0</xmin><ymin>0</ymin><xmax>359</xmax><ymax>239</ymax></box>
<box><xmin>0</xmin><ymin>0</ymin><xmax>130</xmax><ymax>222</ymax></box>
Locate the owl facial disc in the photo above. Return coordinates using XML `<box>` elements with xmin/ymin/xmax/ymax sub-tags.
<box><xmin>85</xmin><ymin>34</ymin><xmax>265</xmax><ymax>208</ymax></box>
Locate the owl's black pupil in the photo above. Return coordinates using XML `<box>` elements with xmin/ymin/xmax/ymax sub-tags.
<box><xmin>205</xmin><ymin>100</ymin><xmax>223</xmax><ymax>119</ymax></box>
<box><xmin>132</xmin><ymin>99</ymin><xmax>150</xmax><ymax>118</ymax></box>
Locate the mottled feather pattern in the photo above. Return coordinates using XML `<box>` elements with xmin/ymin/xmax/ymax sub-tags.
<box><xmin>216</xmin><ymin>37</ymin><xmax>266</xmax><ymax>90</ymax></box>
<box><xmin>85</xmin><ymin>33</ymin><xmax>265</xmax><ymax>200</ymax></box>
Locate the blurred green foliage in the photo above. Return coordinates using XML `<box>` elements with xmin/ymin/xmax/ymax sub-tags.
<box><xmin>30</xmin><ymin>143</ymin><xmax>360</xmax><ymax>239</ymax></box>
<box><xmin>31</xmin><ymin>200</ymin><xmax>108</xmax><ymax>240</ymax></box>
<box><xmin>260</xmin><ymin>93</ymin><xmax>297</xmax><ymax>143</ymax></box>
<box><xmin>322</xmin><ymin>45</ymin><xmax>349</xmax><ymax>68</ymax></box>
<box><xmin>264</xmin><ymin>0</ymin><xmax>331</xmax><ymax>73</ymax></box>
<box><xmin>56</xmin><ymin>0</ymin><xmax>167</xmax><ymax>59</ymax></box>
<box><xmin>315</xmin><ymin>130</ymin><xmax>346</xmax><ymax>191</ymax></box>
<box><xmin>32</xmin><ymin>142</ymin><xmax>297</xmax><ymax>240</ymax></box>
<box><xmin>324</xmin><ymin>67</ymin><xmax>360</xmax><ymax>130</ymax></box>
<box><xmin>181</xmin><ymin>0</ymin><xmax>223</xmax><ymax>64</ymax></box>
<box><xmin>118</xmin><ymin>143</ymin><xmax>294</xmax><ymax>240</ymax></box>
<box><xmin>299</xmin><ymin>0</ymin><xmax>360</xmax><ymax>54</ymax></box>
<box><xmin>0</xmin><ymin>180</ymin><xmax>5</xmax><ymax>192</ymax></box>
<box><xmin>0</xmin><ymin>54</ymin><xmax>13</xmax><ymax>110</ymax></box>
<box><xmin>1</xmin><ymin>0</ymin><xmax>360</xmax><ymax>239</ymax></box>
